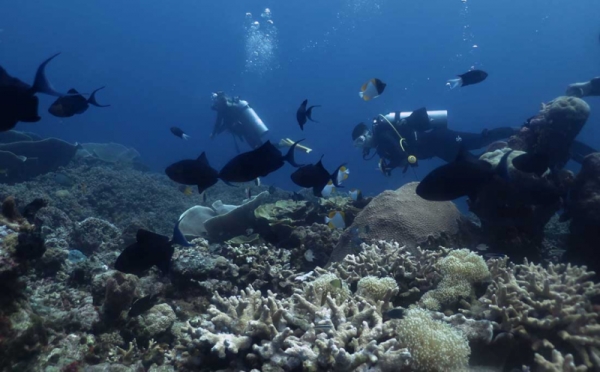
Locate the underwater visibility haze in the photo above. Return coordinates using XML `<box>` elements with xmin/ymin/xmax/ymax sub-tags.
<box><xmin>1</xmin><ymin>0</ymin><xmax>600</xmax><ymax>371</ymax></box>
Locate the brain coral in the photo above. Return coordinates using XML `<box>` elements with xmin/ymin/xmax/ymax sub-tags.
<box><xmin>329</xmin><ymin>182</ymin><xmax>474</xmax><ymax>263</ymax></box>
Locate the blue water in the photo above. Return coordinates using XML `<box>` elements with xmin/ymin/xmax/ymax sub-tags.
<box><xmin>1</xmin><ymin>0</ymin><xmax>598</xmax><ymax>197</ymax></box>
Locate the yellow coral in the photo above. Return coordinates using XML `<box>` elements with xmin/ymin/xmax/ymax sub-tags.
<box><xmin>397</xmin><ymin>308</ymin><xmax>470</xmax><ymax>372</ymax></box>
<box><xmin>356</xmin><ymin>276</ymin><xmax>399</xmax><ymax>302</ymax></box>
<box><xmin>421</xmin><ymin>249</ymin><xmax>490</xmax><ymax>310</ymax></box>
<box><xmin>306</xmin><ymin>273</ymin><xmax>351</xmax><ymax>305</ymax></box>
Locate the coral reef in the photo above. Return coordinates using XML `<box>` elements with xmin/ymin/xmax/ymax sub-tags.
<box><xmin>397</xmin><ymin>308</ymin><xmax>470</xmax><ymax>371</ymax></box>
<box><xmin>509</xmin><ymin>96</ymin><xmax>591</xmax><ymax>169</ymax></box>
<box><xmin>564</xmin><ymin>152</ymin><xmax>600</xmax><ymax>274</ymax></box>
<box><xmin>73</xmin><ymin>217</ymin><xmax>121</xmax><ymax>255</ymax></box>
<box><xmin>461</xmin><ymin>257</ymin><xmax>600</xmax><ymax>370</ymax></box>
<box><xmin>464</xmin><ymin>96</ymin><xmax>591</xmax><ymax>262</ymax></box>
<box><xmin>0</xmin><ymin>143</ymin><xmax>597</xmax><ymax>372</ymax></box>
<box><xmin>330</xmin><ymin>182</ymin><xmax>478</xmax><ymax>264</ymax></box>
<box><xmin>0</xmin><ymin>138</ymin><xmax>80</xmax><ymax>183</ymax></box>
<box><xmin>468</xmin><ymin>148</ymin><xmax>570</xmax><ymax>262</ymax></box>
<box><xmin>420</xmin><ymin>248</ymin><xmax>490</xmax><ymax>311</ymax></box>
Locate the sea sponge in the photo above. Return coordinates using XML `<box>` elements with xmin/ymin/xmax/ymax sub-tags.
<box><xmin>420</xmin><ymin>249</ymin><xmax>489</xmax><ymax>311</ymax></box>
<box><xmin>1</xmin><ymin>196</ymin><xmax>22</xmax><ymax>222</ymax></box>
<box><xmin>397</xmin><ymin>308</ymin><xmax>470</xmax><ymax>372</ymax></box>
<box><xmin>397</xmin><ymin>308</ymin><xmax>471</xmax><ymax>372</ymax></box>
<box><xmin>356</xmin><ymin>276</ymin><xmax>399</xmax><ymax>303</ymax></box>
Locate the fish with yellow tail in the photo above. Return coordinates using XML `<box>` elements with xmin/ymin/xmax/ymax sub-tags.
<box><xmin>359</xmin><ymin>78</ymin><xmax>386</xmax><ymax>101</ymax></box>
<box><xmin>321</xmin><ymin>180</ymin><xmax>335</xmax><ymax>198</ymax></box>
<box><xmin>325</xmin><ymin>211</ymin><xmax>345</xmax><ymax>230</ymax></box>
<box><xmin>336</xmin><ymin>165</ymin><xmax>350</xmax><ymax>185</ymax></box>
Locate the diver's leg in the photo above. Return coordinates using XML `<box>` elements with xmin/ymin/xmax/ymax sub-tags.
<box><xmin>570</xmin><ymin>140</ymin><xmax>598</xmax><ymax>164</ymax></box>
<box><xmin>426</xmin><ymin>128</ymin><xmax>516</xmax><ymax>163</ymax></box>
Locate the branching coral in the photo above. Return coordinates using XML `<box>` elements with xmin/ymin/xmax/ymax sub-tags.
<box><xmin>324</xmin><ymin>240</ymin><xmax>446</xmax><ymax>302</ymax></box>
<box><xmin>180</xmin><ymin>281</ymin><xmax>411</xmax><ymax>371</ymax></box>
<box><xmin>463</xmin><ymin>257</ymin><xmax>600</xmax><ymax>370</ymax></box>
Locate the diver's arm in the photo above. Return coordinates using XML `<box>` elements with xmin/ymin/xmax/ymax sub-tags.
<box><xmin>376</xmin><ymin>133</ymin><xmax>406</xmax><ymax>169</ymax></box>
<box><xmin>211</xmin><ymin>113</ymin><xmax>225</xmax><ymax>138</ymax></box>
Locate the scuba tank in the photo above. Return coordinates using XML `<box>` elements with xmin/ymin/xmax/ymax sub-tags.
<box><xmin>235</xmin><ymin>99</ymin><xmax>269</xmax><ymax>149</ymax></box>
<box><xmin>210</xmin><ymin>92</ymin><xmax>269</xmax><ymax>149</ymax></box>
<box><xmin>383</xmin><ymin>110</ymin><xmax>448</xmax><ymax>131</ymax></box>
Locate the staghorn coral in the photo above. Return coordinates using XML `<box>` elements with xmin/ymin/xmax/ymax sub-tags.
<box><xmin>324</xmin><ymin>240</ymin><xmax>446</xmax><ymax>304</ymax></box>
<box><xmin>534</xmin><ymin>349</ymin><xmax>589</xmax><ymax>372</ymax></box>
<box><xmin>463</xmin><ymin>257</ymin><xmax>600</xmax><ymax>370</ymax></box>
<box><xmin>179</xmin><ymin>281</ymin><xmax>413</xmax><ymax>371</ymax></box>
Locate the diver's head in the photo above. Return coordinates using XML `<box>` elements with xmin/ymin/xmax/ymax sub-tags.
<box><xmin>352</xmin><ymin>122</ymin><xmax>373</xmax><ymax>150</ymax></box>
<box><xmin>211</xmin><ymin>91</ymin><xmax>230</xmax><ymax>111</ymax></box>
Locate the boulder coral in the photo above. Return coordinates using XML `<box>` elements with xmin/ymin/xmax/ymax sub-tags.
<box><xmin>329</xmin><ymin>182</ymin><xmax>476</xmax><ymax>264</ymax></box>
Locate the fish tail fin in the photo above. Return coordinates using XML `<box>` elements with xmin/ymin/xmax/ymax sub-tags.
<box><xmin>306</xmin><ymin>106</ymin><xmax>320</xmax><ymax>122</ymax></box>
<box><xmin>283</xmin><ymin>139</ymin><xmax>305</xmax><ymax>167</ymax></box>
<box><xmin>88</xmin><ymin>86</ymin><xmax>110</xmax><ymax>107</ymax></box>
<box><xmin>182</xmin><ymin>133</ymin><xmax>191</xmax><ymax>140</ymax></box>
<box><xmin>331</xmin><ymin>163</ymin><xmax>347</xmax><ymax>187</ymax></box>
<box><xmin>172</xmin><ymin>218</ymin><xmax>192</xmax><ymax>247</ymax></box>
<box><xmin>16</xmin><ymin>155</ymin><xmax>27</xmax><ymax>162</ymax></box>
<box><xmin>32</xmin><ymin>53</ymin><xmax>65</xmax><ymax>97</ymax></box>
<box><xmin>447</xmin><ymin>78</ymin><xmax>462</xmax><ymax>89</ymax></box>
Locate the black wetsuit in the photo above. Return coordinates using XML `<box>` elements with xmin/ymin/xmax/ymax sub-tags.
<box><xmin>372</xmin><ymin>120</ymin><xmax>516</xmax><ymax>172</ymax></box>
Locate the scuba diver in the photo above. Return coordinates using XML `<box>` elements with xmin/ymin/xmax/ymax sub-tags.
<box><xmin>210</xmin><ymin>91</ymin><xmax>314</xmax><ymax>154</ymax></box>
<box><xmin>210</xmin><ymin>91</ymin><xmax>269</xmax><ymax>152</ymax></box>
<box><xmin>352</xmin><ymin>107</ymin><xmax>518</xmax><ymax>176</ymax></box>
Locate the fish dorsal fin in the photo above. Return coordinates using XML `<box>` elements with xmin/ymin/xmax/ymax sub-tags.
<box><xmin>331</xmin><ymin>163</ymin><xmax>347</xmax><ymax>187</ymax></box>
<box><xmin>171</xmin><ymin>218</ymin><xmax>192</xmax><ymax>247</ymax></box>
<box><xmin>283</xmin><ymin>139</ymin><xmax>304</xmax><ymax>167</ymax></box>
<box><xmin>374</xmin><ymin>79</ymin><xmax>386</xmax><ymax>93</ymax></box>
<box><xmin>197</xmin><ymin>152</ymin><xmax>209</xmax><ymax>165</ymax></box>
<box><xmin>67</xmin><ymin>88</ymin><xmax>79</xmax><ymax>94</ymax></box>
<box><xmin>136</xmin><ymin>229</ymin><xmax>169</xmax><ymax>245</ymax></box>
<box><xmin>32</xmin><ymin>53</ymin><xmax>66</xmax><ymax>97</ymax></box>
<box><xmin>454</xmin><ymin>145</ymin><xmax>473</xmax><ymax>163</ymax></box>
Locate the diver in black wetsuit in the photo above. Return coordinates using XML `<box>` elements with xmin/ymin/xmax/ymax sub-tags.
<box><xmin>210</xmin><ymin>91</ymin><xmax>269</xmax><ymax>152</ymax></box>
<box><xmin>352</xmin><ymin>107</ymin><xmax>518</xmax><ymax>176</ymax></box>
